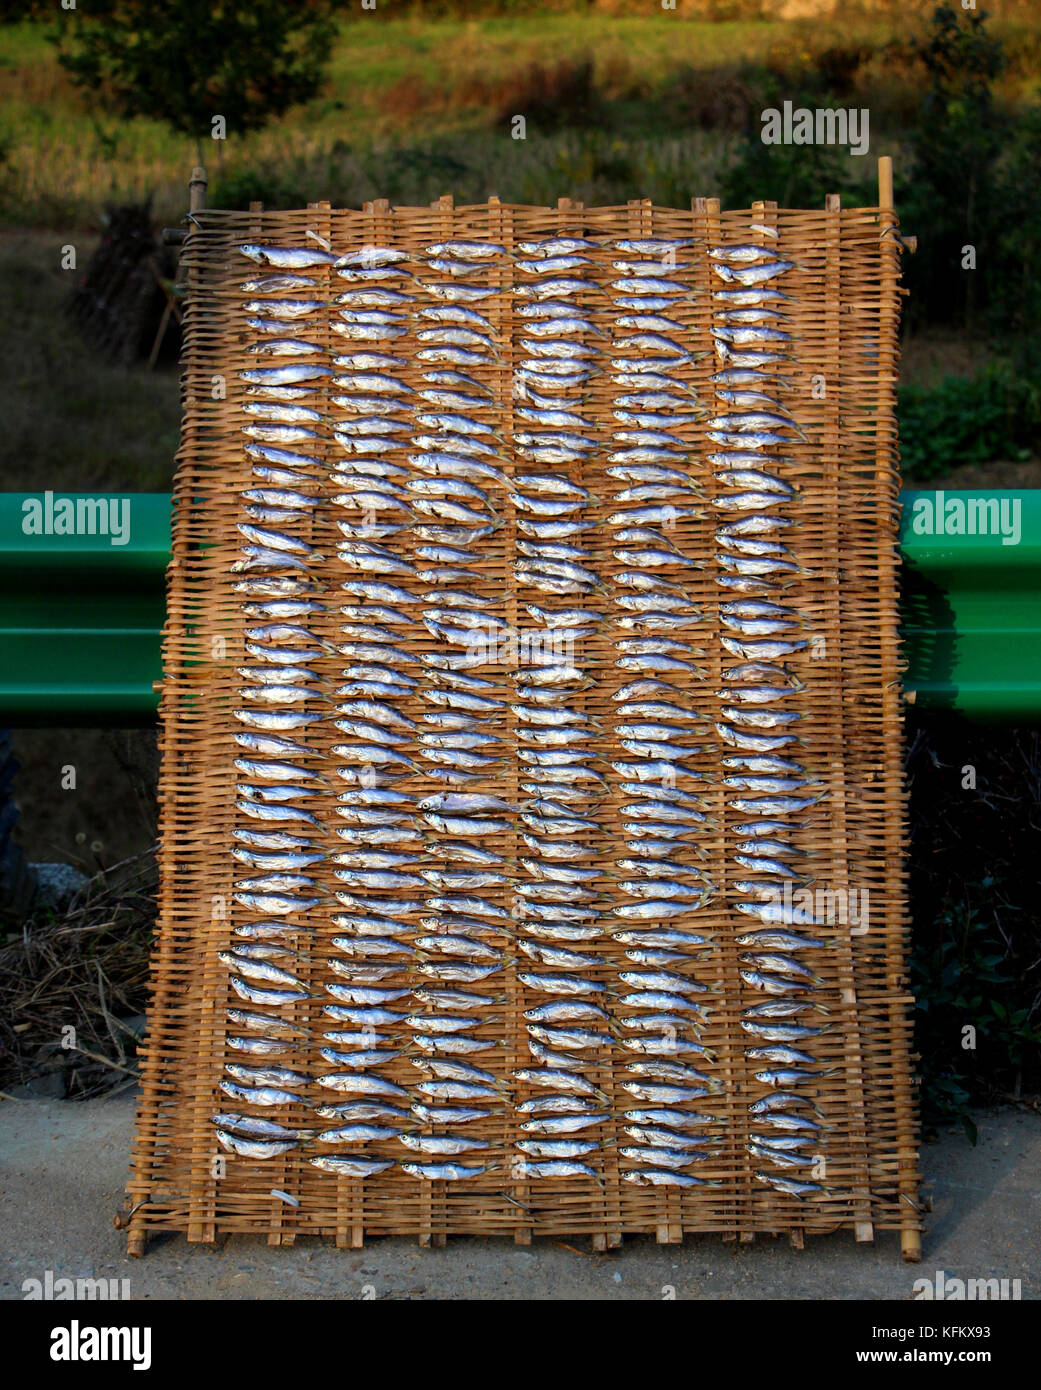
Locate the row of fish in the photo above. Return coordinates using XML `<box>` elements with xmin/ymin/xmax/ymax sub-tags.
<box><xmin>512</xmin><ymin>235</ymin><xmax>628</xmax><ymax>1185</ymax></box>
<box><xmin>224</xmin><ymin>251</ymin><xmax>329</xmax><ymax>1171</ymax></box>
<box><xmin>707</xmin><ymin>229</ymin><xmax>830</xmax><ymax>1200</ymax></box>
<box><xmin>236</xmin><ymin>236</ymin><xmax>513</xmax><ymax>1181</ymax></box>
<box><xmin>329</xmin><ymin>235</ymin><xmax>511</xmax><ymax>1182</ymax></box>
<box><xmin>597</xmin><ymin>235</ymin><xmax>724</xmax><ymax>1187</ymax></box>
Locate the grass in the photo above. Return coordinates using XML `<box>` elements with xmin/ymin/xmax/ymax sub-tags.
<box><xmin>2</xmin><ymin>9</ymin><xmax>1037</xmax><ymax>230</ymax></box>
<box><xmin>0</xmin><ymin>233</ymin><xmax>181</xmax><ymax>491</ymax></box>
<box><xmin>209</xmin><ymin>126</ymin><xmax>759</xmax><ymax>218</ymax></box>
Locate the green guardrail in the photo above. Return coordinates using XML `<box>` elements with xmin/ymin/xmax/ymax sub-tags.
<box><xmin>900</xmin><ymin>489</ymin><xmax>1041</xmax><ymax>722</ymax></box>
<box><xmin>0</xmin><ymin>493</ymin><xmax>169</xmax><ymax>725</ymax></box>
<box><xmin>0</xmin><ymin>490</ymin><xmax>1038</xmax><ymax>724</ymax></box>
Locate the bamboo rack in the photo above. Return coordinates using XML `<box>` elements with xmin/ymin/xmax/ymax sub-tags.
<box><xmin>125</xmin><ymin>159</ymin><xmax>920</xmax><ymax>1258</ymax></box>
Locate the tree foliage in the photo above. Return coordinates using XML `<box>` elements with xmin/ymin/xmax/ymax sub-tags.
<box><xmin>54</xmin><ymin>0</ymin><xmax>336</xmax><ymax>139</ymax></box>
<box><xmin>902</xmin><ymin>4</ymin><xmax>1007</xmax><ymax>333</ymax></box>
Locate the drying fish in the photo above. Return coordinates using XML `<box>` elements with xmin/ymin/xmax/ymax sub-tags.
<box><xmin>310</xmin><ymin>1156</ymin><xmax>395</xmax><ymax>1177</ymax></box>
<box><xmin>240</xmin><ymin>245</ymin><xmax>335</xmax><ymax>268</ymax></box>
<box><xmin>622</xmin><ymin>1171</ymin><xmax>714</xmax><ymax>1188</ymax></box>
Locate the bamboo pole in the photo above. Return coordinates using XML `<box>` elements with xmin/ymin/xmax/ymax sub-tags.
<box><xmin>189</xmin><ymin>165</ymin><xmax>208</xmax><ymax>215</ymax></box>
<box><xmin>877</xmin><ymin>157</ymin><xmax>894</xmax><ymax>214</ymax></box>
<box><xmin>127</xmin><ymin>162</ymin><xmax>211</xmax><ymax>1258</ymax></box>
<box><xmin>877</xmin><ymin>154</ymin><xmax>923</xmax><ymax>1266</ymax></box>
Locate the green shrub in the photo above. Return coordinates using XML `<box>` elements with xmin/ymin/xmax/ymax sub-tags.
<box><xmin>898</xmin><ymin>363</ymin><xmax>1038</xmax><ymax>478</ymax></box>
<box><xmin>911</xmin><ymin>882</ymin><xmax>1041</xmax><ymax>1141</ymax></box>
<box><xmin>54</xmin><ymin>1</ymin><xmax>337</xmax><ymax>141</ymax></box>
<box><xmin>906</xmin><ymin>717</ymin><xmax>1041</xmax><ymax>1141</ymax></box>
<box><xmin>899</xmin><ymin>4</ymin><xmax>1007</xmax><ymax>336</ymax></box>
<box><xmin>989</xmin><ymin>102</ymin><xmax>1041</xmax><ymax>338</ymax></box>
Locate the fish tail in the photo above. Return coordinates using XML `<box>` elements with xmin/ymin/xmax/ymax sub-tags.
<box><xmin>500</xmin><ymin>1191</ymin><xmax>533</xmax><ymax>1213</ymax></box>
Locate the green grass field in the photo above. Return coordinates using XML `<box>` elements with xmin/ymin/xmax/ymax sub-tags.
<box><xmin>2</xmin><ymin>8</ymin><xmax>1037</xmax><ymax>230</ymax></box>
<box><xmin>0</xmin><ymin>5</ymin><xmax>1037</xmax><ymax>497</ymax></box>
<box><xmin>0</xmin><ymin>234</ymin><xmax>180</xmax><ymax>490</ymax></box>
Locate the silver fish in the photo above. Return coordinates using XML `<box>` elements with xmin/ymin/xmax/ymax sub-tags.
<box><xmin>335</xmin><ymin>288</ymin><xmax>414</xmax><ymax>306</ymax></box>
<box><xmin>316</xmin><ymin>1073</ymin><xmax>409</xmax><ymax>1097</ymax></box>
<box><xmin>218</xmin><ymin>1079</ymin><xmax>303</xmax><ymax>1107</ymax></box>
<box><xmin>400</xmin><ymin>1162</ymin><xmax>486</xmax><ymax>1180</ymax></box>
<box><xmin>514</xmin><ymin>1068</ymin><xmax>607</xmax><ymax>1101</ymax></box>
<box><xmin>336</xmin><ymin>265</ymin><xmax>414</xmax><ymax>283</ymax></box>
<box><xmin>713</xmin><ymin>260</ymin><xmax>795</xmax><ymax>284</ymax></box>
<box><xmin>512</xmin><ymin>1160</ymin><xmax>600</xmax><ymax>1180</ymax></box>
<box><xmin>611</xmin><ymin>277</ymin><xmax>688</xmax><ymax>297</ymax></box>
<box><xmin>753</xmin><ymin>1172</ymin><xmax>824</xmax><ymax>1197</ymax></box>
<box><xmin>622</xmin><ymin>1170</ymin><xmax>714</xmax><ymax>1188</ymax></box>
<box><xmin>214</xmin><ymin>1129</ymin><xmax>297</xmax><ymax>1158</ymax></box>
<box><xmin>316</xmin><ymin>1123</ymin><xmax>402</xmax><ymax>1144</ymax></box>
<box><xmin>310</xmin><ymin>1156</ymin><xmax>395</xmax><ymax>1177</ymax></box>
<box><xmin>619</xmin><ymin>1146</ymin><xmax>704</xmax><ymax>1170</ymax></box>
<box><xmin>240</xmin><ymin>244</ymin><xmax>335</xmax><ymax>268</ymax></box>
<box><xmin>336</xmin><ymin>246</ymin><xmax>409</xmax><ymax>269</ymax></box>
<box><xmin>240</xmin><ymin>365</ymin><xmax>331</xmax><ymax>387</ymax></box>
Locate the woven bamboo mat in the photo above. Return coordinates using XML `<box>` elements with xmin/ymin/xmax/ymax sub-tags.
<box><xmin>125</xmin><ymin>194</ymin><xmax>919</xmax><ymax>1256</ymax></box>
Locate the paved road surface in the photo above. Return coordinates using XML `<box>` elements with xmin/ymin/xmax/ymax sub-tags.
<box><xmin>1</xmin><ymin>1094</ymin><xmax>1036</xmax><ymax>1299</ymax></box>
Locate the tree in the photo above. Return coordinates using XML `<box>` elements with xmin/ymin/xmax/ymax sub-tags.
<box><xmin>903</xmin><ymin>4</ymin><xmax>1007</xmax><ymax>334</ymax></box>
<box><xmin>54</xmin><ymin>0</ymin><xmax>337</xmax><ymax>148</ymax></box>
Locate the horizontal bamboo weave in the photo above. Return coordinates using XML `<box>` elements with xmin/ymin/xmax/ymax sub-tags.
<box><xmin>126</xmin><ymin>197</ymin><xmax>919</xmax><ymax>1254</ymax></box>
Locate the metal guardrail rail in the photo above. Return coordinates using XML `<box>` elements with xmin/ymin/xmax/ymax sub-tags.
<box><xmin>900</xmin><ymin>489</ymin><xmax>1041</xmax><ymax>722</ymax></box>
<box><xmin>0</xmin><ymin>490</ymin><xmax>1037</xmax><ymax>724</ymax></box>
<box><xmin>0</xmin><ymin>493</ymin><xmax>169</xmax><ymax>725</ymax></box>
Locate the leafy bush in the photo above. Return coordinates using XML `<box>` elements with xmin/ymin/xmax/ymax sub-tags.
<box><xmin>906</xmin><ymin>717</ymin><xmax>1041</xmax><ymax>1140</ymax></box>
<box><xmin>912</xmin><ymin>884</ymin><xmax>1041</xmax><ymax>1141</ymax></box>
<box><xmin>988</xmin><ymin>102</ymin><xmax>1041</xmax><ymax>337</ymax></box>
<box><xmin>898</xmin><ymin>362</ymin><xmax>1040</xmax><ymax>478</ymax></box>
<box><xmin>718</xmin><ymin>63</ymin><xmax>871</xmax><ymax>211</ymax></box>
<box><xmin>898</xmin><ymin>4</ymin><xmax>1037</xmax><ymax>339</ymax></box>
<box><xmin>722</xmin><ymin>130</ymin><xmax>860</xmax><ymax>212</ymax></box>
<box><xmin>53</xmin><ymin>0</ymin><xmax>337</xmax><ymax>141</ymax></box>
